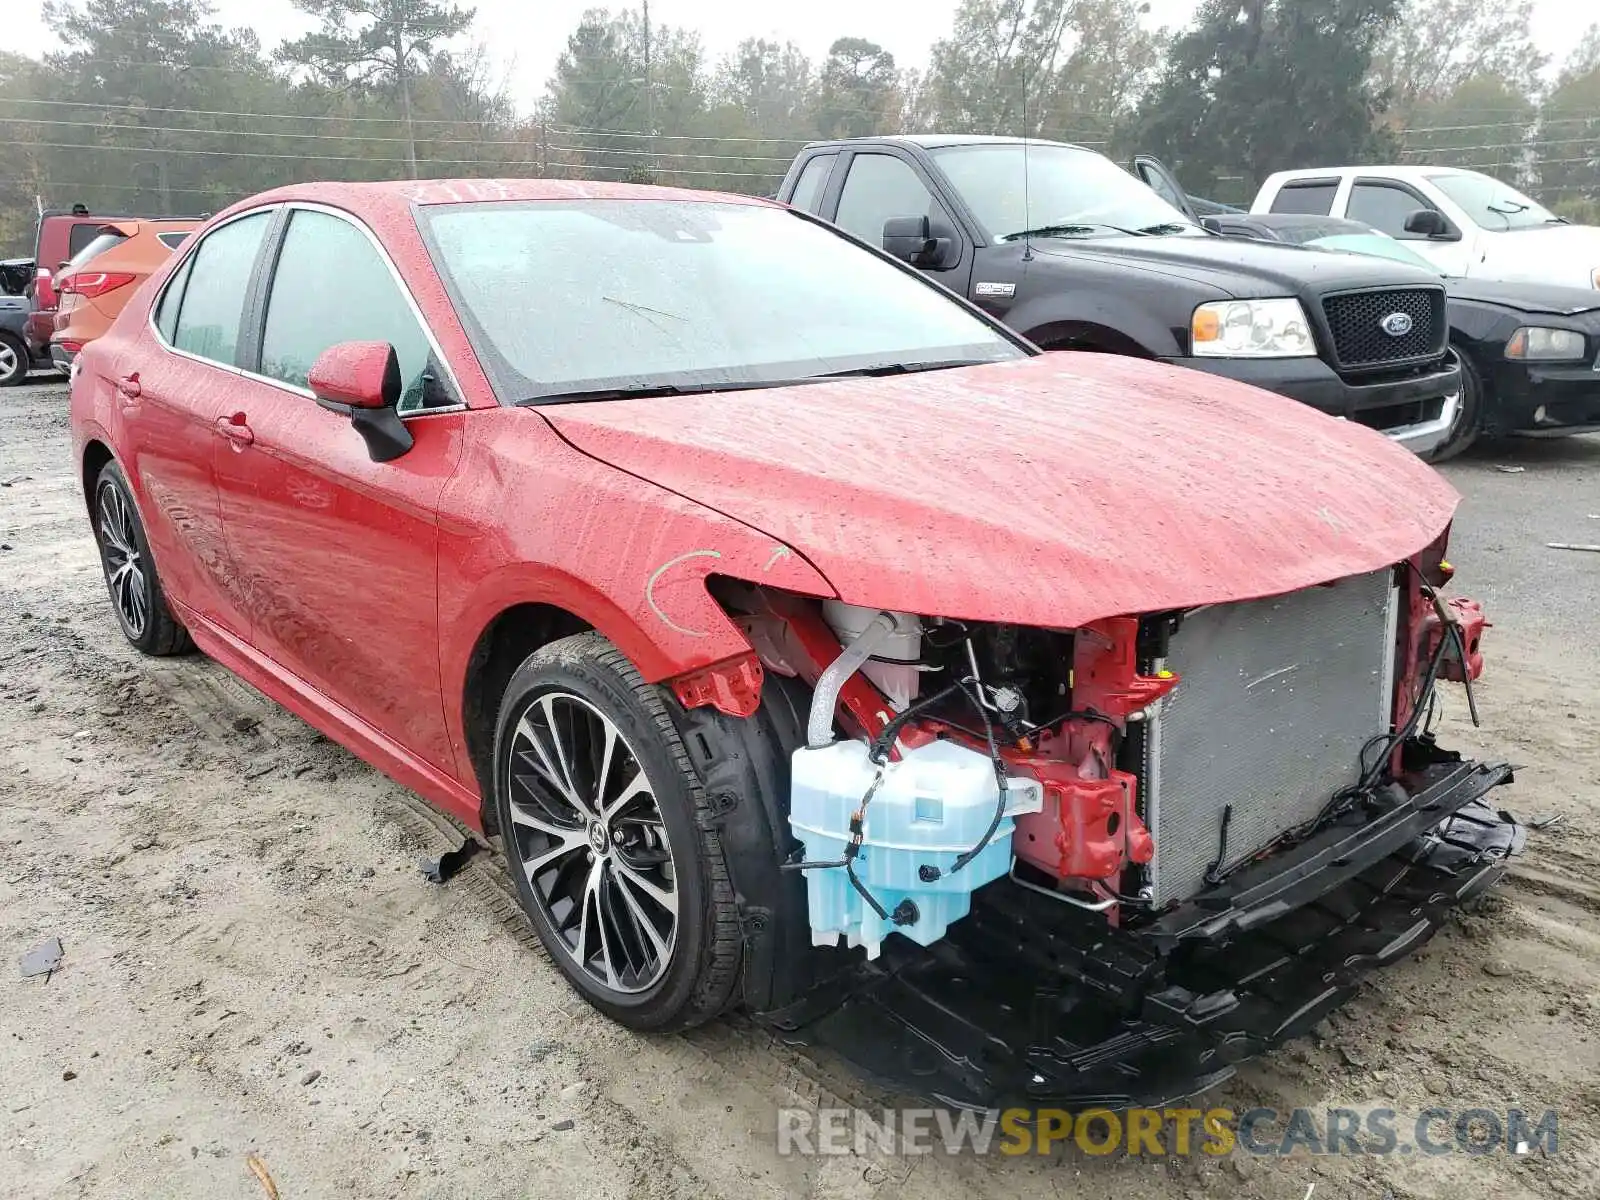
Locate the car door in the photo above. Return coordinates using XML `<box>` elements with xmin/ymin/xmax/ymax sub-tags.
<box><xmin>824</xmin><ymin>150</ymin><xmax>977</xmax><ymax>303</ymax></box>
<box><xmin>1131</xmin><ymin>155</ymin><xmax>1200</xmax><ymax>224</ymax></box>
<box><xmin>210</xmin><ymin>203</ymin><xmax>467</xmax><ymax>772</ymax></box>
<box><xmin>1344</xmin><ymin>178</ymin><xmax>1473</xmax><ymax>278</ymax></box>
<box><xmin>124</xmin><ymin>207</ymin><xmax>276</xmax><ymax>637</ymax></box>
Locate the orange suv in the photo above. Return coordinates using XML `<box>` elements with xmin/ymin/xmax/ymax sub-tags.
<box><xmin>52</xmin><ymin>219</ymin><xmax>198</xmax><ymax>370</ymax></box>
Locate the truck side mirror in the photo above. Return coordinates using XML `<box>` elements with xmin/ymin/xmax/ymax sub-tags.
<box><xmin>1403</xmin><ymin>209</ymin><xmax>1452</xmax><ymax>239</ymax></box>
<box><xmin>882</xmin><ymin>215</ymin><xmax>954</xmax><ymax>269</ymax></box>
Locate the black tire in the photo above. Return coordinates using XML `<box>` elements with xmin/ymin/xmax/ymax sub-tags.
<box><xmin>1424</xmin><ymin>348</ymin><xmax>1483</xmax><ymax>463</ymax></box>
<box><xmin>0</xmin><ymin>331</ymin><xmax>29</xmax><ymax>387</ymax></box>
<box><xmin>492</xmin><ymin>632</ymin><xmax>741</xmax><ymax>1031</ymax></box>
<box><xmin>92</xmin><ymin>461</ymin><xmax>193</xmax><ymax>656</ymax></box>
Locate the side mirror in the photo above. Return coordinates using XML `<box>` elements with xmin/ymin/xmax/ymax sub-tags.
<box><xmin>882</xmin><ymin>215</ymin><xmax>954</xmax><ymax>268</ymax></box>
<box><xmin>1403</xmin><ymin>209</ymin><xmax>1451</xmax><ymax>239</ymax></box>
<box><xmin>308</xmin><ymin>340</ymin><xmax>413</xmax><ymax>462</ymax></box>
<box><xmin>1200</xmin><ymin>215</ymin><xmax>1223</xmax><ymax>233</ymax></box>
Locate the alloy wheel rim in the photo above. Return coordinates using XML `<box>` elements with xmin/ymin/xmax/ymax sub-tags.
<box><xmin>505</xmin><ymin>691</ymin><xmax>678</xmax><ymax>994</ymax></box>
<box><xmin>0</xmin><ymin>342</ymin><xmax>18</xmax><ymax>378</ymax></box>
<box><xmin>98</xmin><ymin>483</ymin><xmax>148</xmax><ymax>638</ymax></box>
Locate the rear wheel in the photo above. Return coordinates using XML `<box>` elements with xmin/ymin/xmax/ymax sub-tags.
<box><xmin>92</xmin><ymin>461</ymin><xmax>192</xmax><ymax>655</ymax></box>
<box><xmin>0</xmin><ymin>332</ymin><xmax>28</xmax><ymax>387</ymax></box>
<box><xmin>1425</xmin><ymin>349</ymin><xmax>1483</xmax><ymax>463</ymax></box>
<box><xmin>492</xmin><ymin>632</ymin><xmax>742</xmax><ymax>1031</ymax></box>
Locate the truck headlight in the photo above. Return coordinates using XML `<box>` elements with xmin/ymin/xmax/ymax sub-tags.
<box><xmin>1191</xmin><ymin>299</ymin><xmax>1315</xmax><ymax>358</ymax></box>
<box><xmin>1506</xmin><ymin>327</ymin><xmax>1587</xmax><ymax>361</ymax></box>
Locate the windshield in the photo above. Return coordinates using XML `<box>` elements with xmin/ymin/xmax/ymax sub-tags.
<box><xmin>1426</xmin><ymin>172</ymin><xmax>1561</xmax><ymax>231</ymax></box>
<box><xmin>421</xmin><ymin>200</ymin><xmax>1023</xmax><ymax>402</ymax></box>
<box><xmin>928</xmin><ymin>143</ymin><xmax>1204</xmax><ymax>240</ymax></box>
<box><xmin>1302</xmin><ymin>233</ymin><xmax>1442</xmax><ymax>274</ymax></box>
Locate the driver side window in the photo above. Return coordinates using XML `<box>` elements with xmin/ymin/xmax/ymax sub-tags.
<box><xmin>834</xmin><ymin>154</ymin><xmax>952</xmax><ymax>255</ymax></box>
<box><xmin>259</xmin><ymin>209</ymin><xmax>452</xmax><ymax>413</ymax></box>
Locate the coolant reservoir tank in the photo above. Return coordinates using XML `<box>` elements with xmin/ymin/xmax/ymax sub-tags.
<box><xmin>822</xmin><ymin>600</ymin><xmax>921</xmax><ymax>711</ymax></box>
<box><xmin>789</xmin><ymin>739</ymin><xmax>1043</xmax><ymax>960</ymax></box>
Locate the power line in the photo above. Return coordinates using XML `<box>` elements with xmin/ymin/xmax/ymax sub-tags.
<box><xmin>0</xmin><ymin>139</ymin><xmax>785</xmax><ymax>178</ymax></box>
<box><xmin>0</xmin><ymin>116</ymin><xmax>798</xmax><ymax>161</ymax></box>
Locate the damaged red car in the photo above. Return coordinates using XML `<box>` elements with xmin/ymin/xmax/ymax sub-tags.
<box><xmin>70</xmin><ymin>180</ymin><xmax>1523</xmax><ymax>1108</ymax></box>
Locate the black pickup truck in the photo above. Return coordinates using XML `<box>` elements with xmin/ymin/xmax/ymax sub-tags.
<box><xmin>776</xmin><ymin>135</ymin><xmax>1463</xmax><ymax>458</ymax></box>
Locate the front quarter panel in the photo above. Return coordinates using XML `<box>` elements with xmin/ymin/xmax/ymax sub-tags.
<box><xmin>436</xmin><ymin>407</ymin><xmax>836</xmax><ymax>768</ymax></box>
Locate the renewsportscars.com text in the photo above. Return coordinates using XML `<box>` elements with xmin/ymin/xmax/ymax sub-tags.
<box><xmin>776</xmin><ymin>1106</ymin><xmax>1560</xmax><ymax>1158</ymax></box>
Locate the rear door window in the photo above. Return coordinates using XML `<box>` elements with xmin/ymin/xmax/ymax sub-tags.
<box><xmin>788</xmin><ymin>153</ymin><xmax>836</xmax><ymax>214</ymax></box>
<box><xmin>259</xmin><ymin>208</ymin><xmax>446</xmax><ymax>413</ymax></box>
<box><xmin>171</xmin><ymin>211</ymin><xmax>272</xmax><ymax>367</ymax></box>
<box><xmin>155</xmin><ymin>254</ymin><xmax>195</xmax><ymax>342</ymax></box>
<box><xmin>1269</xmin><ymin>181</ymin><xmax>1338</xmax><ymax>215</ymax></box>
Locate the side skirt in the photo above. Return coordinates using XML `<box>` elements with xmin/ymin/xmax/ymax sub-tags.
<box><xmin>170</xmin><ymin>599</ymin><xmax>484</xmax><ymax>832</ymax></box>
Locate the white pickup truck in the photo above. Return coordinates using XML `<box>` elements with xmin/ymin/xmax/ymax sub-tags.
<box><xmin>1251</xmin><ymin>166</ymin><xmax>1600</xmax><ymax>291</ymax></box>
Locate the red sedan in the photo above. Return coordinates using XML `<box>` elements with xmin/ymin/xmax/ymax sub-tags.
<box><xmin>70</xmin><ymin>179</ymin><xmax>1521</xmax><ymax>1107</ymax></box>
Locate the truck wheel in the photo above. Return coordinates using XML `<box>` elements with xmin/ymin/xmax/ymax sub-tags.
<box><xmin>491</xmin><ymin>632</ymin><xmax>743</xmax><ymax>1031</ymax></box>
<box><xmin>92</xmin><ymin>461</ymin><xmax>193</xmax><ymax>655</ymax></box>
<box><xmin>1425</xmin><ymin>350</ymin><xmax>1483</xmax><ymax>463</ymax></box>
<box><xmin>0</xmin><ymin>332</ymin><xmax>28</xmax><ymax>387</ymax></box>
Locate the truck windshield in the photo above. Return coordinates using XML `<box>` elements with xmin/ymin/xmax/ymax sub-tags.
<box><xmin>420</xmin><ymin>199</ymin><xmax>1024</xmax><ymax>404</ymax></box>
<box><xmin>928</xmin><ymin>143</ymin><xmax>1205</xmax><ymax>241</ymax></box>
<box><xmin>1426</xmin><ymin>173</ymin><xmax>1562</xmax><ymax>231</ymax></box>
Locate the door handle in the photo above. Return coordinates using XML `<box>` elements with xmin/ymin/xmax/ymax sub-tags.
<box><xmin>116</xmin><ymin>373</ymin><xmax>141</xmax><ymax>400</ymax></box>
<box><xmin>216</xmin><ymin>413</ymin><xmax>254</xmax><ymax>447</ymax></box>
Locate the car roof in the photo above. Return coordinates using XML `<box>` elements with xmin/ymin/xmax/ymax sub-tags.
<box><xmin>1267</xmin><ymin>165</ymin><xmax>1474</xmax><ymax>182</ymax></box>
<box><xmin>210</xmin><ymin>178</ymin><xmax>778</xmax><ymax>222</ymax></box>
<box><xmin>801</xmin><ymin>133</ymin><xmax>1098</xmax><ymax>153</ymax></box>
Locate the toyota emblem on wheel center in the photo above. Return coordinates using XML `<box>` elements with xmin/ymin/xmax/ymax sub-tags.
<box><xmin>1380</xmin><ymin>311</ymin><xmax>1414</xmax><ymax>337</ymax></box>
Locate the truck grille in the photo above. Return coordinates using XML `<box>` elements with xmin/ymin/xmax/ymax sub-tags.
<box><xmin>1142</xmin><ymin>570</ymin><xmax>1399</xmax><ymax>905</ymax></box>
<box><xmin>1321</xmin><ymin>288</ymin><xmax>1445</xmax><ymax>370</ymax></box>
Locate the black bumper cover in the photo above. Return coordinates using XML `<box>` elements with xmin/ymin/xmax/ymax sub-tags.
<box><xmin>1485</xmin><ymin>358</ymin><xmax>1600</xmax><ymax>435</ymax></box>
<box><xmin>1168</xmin><ymin>353</ymin><xmax>1460</xmax><ymax>429</ymax></box>
<box><xmin>761</xmin><ymin>758</ymin><xmax>1522</xmax><ymax>1111</ymax></box>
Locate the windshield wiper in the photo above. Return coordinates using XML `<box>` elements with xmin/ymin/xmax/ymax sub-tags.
<box><xmin>519</xmin><ymin>359</ymin><xmax>997</xmax><ymax>404</ymax></box>
<box><xmin>519</xmin><ymin>380</ymin><xmax>791</xmax><ymax>405</ymax></box>
<box><xmin>1001</xmin><ymin>221</ymin><xmax>1149</xmax><ymax>241</ymax></box>
<box><xmin>1545</xmin><ymin>216</ymin><xmax>1570</xmax><ymax>225</ymax></box>
<box><xmin>812</xmin><ymin>359</ymin><xmax>995</xmax><ymax>378</ymax></box>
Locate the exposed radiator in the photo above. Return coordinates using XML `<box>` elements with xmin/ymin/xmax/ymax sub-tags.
<box><xmin>1143</xmin><ymin>570</ymin><xmax>1399</xmax><ymax>905</ymax></box>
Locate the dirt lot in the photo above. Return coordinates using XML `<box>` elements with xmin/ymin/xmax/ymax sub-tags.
<box><xmin>2</xmin><ymin>376</ymin><xmax>1598</xmax><ymax>1200</ymax></box>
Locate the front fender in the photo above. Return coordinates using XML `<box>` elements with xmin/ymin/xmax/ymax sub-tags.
<box><xmin>436</xmin><ymin>408</ymin><xmax>837</xmax><ymax>765</ymax></box>
<box><xmin>1007</xmin><ymin>289</ymin><xmax>1185</xmax><ymax>357</ymax></box>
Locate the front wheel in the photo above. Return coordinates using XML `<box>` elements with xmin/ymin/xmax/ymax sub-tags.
<box><xmin>491</xmin><ymin>632</ymin><xmax>742</xmax><ymax>1031</ymax></box>
<box><xmin>1424</xmin><ymin>350</ymin><xmax>1484</xmax><ymax>463</ymax></box>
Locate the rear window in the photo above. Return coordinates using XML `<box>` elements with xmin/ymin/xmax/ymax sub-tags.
<box><xmin>67</xmin><ymin>223</ymin><xmax>107</xmax><ymax>259</ymax></box>
<box><xmin>1270</xmin><ymin>181</ymin><xmax>1338</xmax><ymax>216</ymax></box>
<box><xmin>64</xmin><ymin>231</ymin><xmax>129</xmax><ymax>271</ymax></box>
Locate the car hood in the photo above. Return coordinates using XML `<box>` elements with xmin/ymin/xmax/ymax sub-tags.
<box><xmin>540</xmin><ymin>354</ymin><xmax>1457</xmax><ymax>629</ymax></box>
<box><xmin>1444</xmin><ymin>276</ymin><xmax>1600</xmax><ymax>317</ymax></box>
<box><xmin>1029</xmin><ymin>233</ymin><xmax>1443</xmax><ymax>299</ymax></box>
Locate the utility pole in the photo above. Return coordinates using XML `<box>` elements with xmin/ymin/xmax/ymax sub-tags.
<box><xmin>643</xmin><ymin>0</ymin><xmax>655</xmax><ymax>174</ymax></box>
<box><xmin>397</xmin><ymin>30</ymin><xmax>418</xmax><ymax>179</ymax></box>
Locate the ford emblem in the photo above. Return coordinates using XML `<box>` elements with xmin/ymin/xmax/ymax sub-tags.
<box><xmin>1380</xmin><ymin>311</ymin><xmax>1414</xmax><ymax>337</ymax></box>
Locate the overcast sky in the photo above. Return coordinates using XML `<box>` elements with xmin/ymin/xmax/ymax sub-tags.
<box><xmin>10</xmin><ymin>0</ymin><xmax>1591</xmax><ymax>112</ymax></box>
